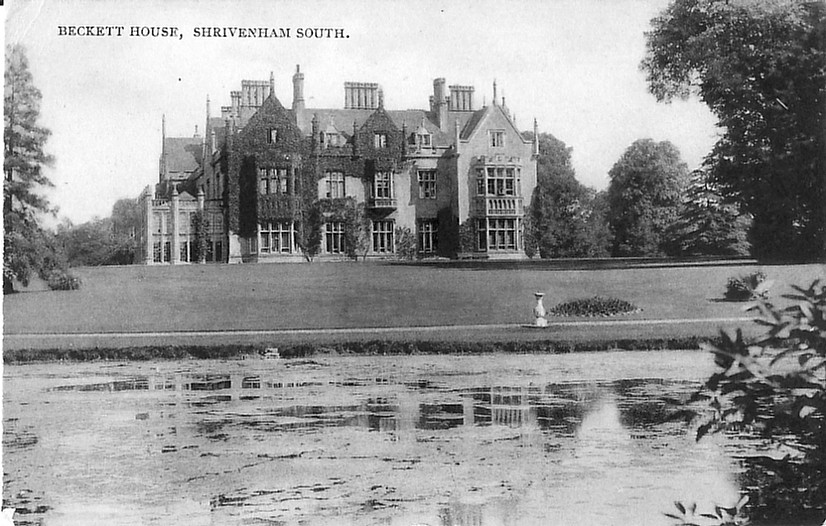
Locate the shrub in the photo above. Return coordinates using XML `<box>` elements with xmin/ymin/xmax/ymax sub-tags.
<box><xmin>724</xmin><ymin>271</ymin><xmax>771</xmax><ymax>301</ymax></box>
<box><xmin>549</xmin><ymin>296</ymin><xmax>639</xmax><ymax>317</ymax></box>
<box><xmin>394</xmin><ymin>227</ymin><xmax>417</xmax><ymax>260</ymax></box>
<box><xmin>457</xmin><ymin>220</ymin><xmax>475</xmax><ymax>255</ymax></box>
<box><xmin>45</xmin><ymin>270</ymin><xmax>81</xmax><ymax>291</ymax></box>
<box><xmin>670</xmin><ymin>280</ymin><xmax>826</xmax><ymax>523</ymax></box>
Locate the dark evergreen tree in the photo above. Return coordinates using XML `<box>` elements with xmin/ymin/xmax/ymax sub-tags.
<box><xmin>665</xmin><ymin>170</ymin><xmax>752</xmax><ymax>257</ymax></box>
<box><xmin>4</xmin><ymin>45</ymin><xmax>72</xmax><ymax>292</ymax></box>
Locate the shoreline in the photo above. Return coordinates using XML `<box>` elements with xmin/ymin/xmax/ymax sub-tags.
<box><xmin>3</xmin><ymin>335</ymin><xmax>721</xmax><ymax>364</ymax></box>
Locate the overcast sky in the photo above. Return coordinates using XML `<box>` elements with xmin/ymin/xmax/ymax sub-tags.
<box><xmin>6</xmin><ymin>0</ymin><xmax>719</xmax><ymax>225</ymax></box>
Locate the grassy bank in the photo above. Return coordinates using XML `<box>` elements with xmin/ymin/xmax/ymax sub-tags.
<box><xmin>3</xmin><ymin>335</ymin><xmax>719</xmax><ymax>364</ymax></box>
<box><xmin>4</xmin><ymin>260</ymin><xmax>821</xmax><ymax>355</ymax></box>
<box><xmin>6</xmin><ymin>261</ymin><xmax>823</xmax><ymax>333</ymax></box>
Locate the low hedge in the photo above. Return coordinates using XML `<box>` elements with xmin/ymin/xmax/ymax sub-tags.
<box><xmin>3</xmin><ymin>337</ymin><xmax>715</xmax><ymax>364</ymax></box>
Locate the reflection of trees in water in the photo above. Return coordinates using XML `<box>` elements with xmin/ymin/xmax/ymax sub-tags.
<box><xmin>737</xmin><ymin>451</ymin><xmax>826</xmax><ymax>523</ymax></box>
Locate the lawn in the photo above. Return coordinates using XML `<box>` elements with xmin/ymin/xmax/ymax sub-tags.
<box><xmin>4</xmin><ymin>261</ymin><xmax>823</xmax><ymax>339</ymax></box>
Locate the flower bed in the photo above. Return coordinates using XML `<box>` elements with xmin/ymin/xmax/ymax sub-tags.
<box><xmin>549</xmin><ymin>296</ymin><xmax>640</xmax><ymax>317</ymax></box>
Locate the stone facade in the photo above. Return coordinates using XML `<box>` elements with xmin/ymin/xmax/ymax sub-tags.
<box><xmin>138</xmin><ymin>67</ymin><xmax>539</xmax><ymax>264</ymax></box>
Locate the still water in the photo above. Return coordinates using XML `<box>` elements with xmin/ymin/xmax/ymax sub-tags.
<box><xmin>3</xmin><ymin>351</ymin><xmax>752</xmax><ymax>526</ymax></box>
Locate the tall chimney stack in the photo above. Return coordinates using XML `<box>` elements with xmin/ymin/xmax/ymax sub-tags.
<box><xmin>292</xmin><ymin>65</ymin><xmax>305</xmax><ymax>112</ymax></box>
<box><xmin>344</xmin><ymin>82</ymin><xmax>379</xmax><ymax>110</ymax></box>
<box><xmin>432</xmin><ymin>78</ymin><xmax>448</xmax><ymax>131</ymax></box>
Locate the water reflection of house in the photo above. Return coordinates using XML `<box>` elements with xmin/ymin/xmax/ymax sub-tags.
<box><xmin>80</xmin><ymin>372</ymin><xmax>627</xmax><ymax>439</ymax></box>
<box><xmin>439</xmin><ymin>495</ymin><xmax>520</xmax><ymax>526</ymax></box>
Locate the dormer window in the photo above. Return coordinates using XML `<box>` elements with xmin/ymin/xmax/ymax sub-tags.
<box><xmin>267</xmin><ymin>128</ymin><xmax>278</xmax><ymax>144</ymax></box>
<box><xmin>489</xmin><ymin>130</ymin><xmax>504</xmax><ymax>148</ymax></box>
<box><xmin>374</xmin><ymin>133</ymin><xmax>387</xmax><ymax>148</ymax></box>
<box><xmin>414</xmin><ymin>120</ymin><xmax>431</xmax><ymax>149</ymax></box>
<box><xmin>323</xmin><ymin>122</ymin><xmax>342</xmax><ymax>148</ymax></box>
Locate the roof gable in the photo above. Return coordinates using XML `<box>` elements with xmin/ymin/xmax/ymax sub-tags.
<box><xmin>460</xmin><ymin>105</ymin><xmax>527</xmax><ymax>144</ymax></box>
<box><xmin>356</xmin><ymin>107</ymin><xmax>403</xmax><ymax>159</ymax></box>
<box><xmin>235</xmin><ymin>93</ymin><xmax>303</xmax><ymax>154</ymax></box>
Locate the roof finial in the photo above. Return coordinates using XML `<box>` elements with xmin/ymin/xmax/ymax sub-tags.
<box><xmin>269</xmin><ymin>71</ymin><xmax>275</xmax><ymax>96</ymax></box>
<box><xmin>378</xmin><ymin>88</ymin><xmax>384</xmax><ymax>109</ymax></box>
<box><xmin>493</xmin><ymin>79</ymin><xmax>498</xmax><ymax>106</ymax></box>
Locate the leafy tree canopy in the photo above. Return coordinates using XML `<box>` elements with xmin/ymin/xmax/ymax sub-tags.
<box><xmin>642</xmin><ymin>0</ymin><xmax>826</xmax><ymax>260</ymax></box>
<box><xmin>523</xmin><ymin>132</ymin><xmax>611</xmax><ymax>258</ymax></box>
<box><xmin>606</xmin><ymin>138</ymin><xmax>688</xmax><ymax>257</ymax></box>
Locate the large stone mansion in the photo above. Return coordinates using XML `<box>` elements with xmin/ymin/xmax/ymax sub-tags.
<box><xmin>136</xmin><ymin>66</ymin><xmax>539</xmax><ymax>264</ymax></box>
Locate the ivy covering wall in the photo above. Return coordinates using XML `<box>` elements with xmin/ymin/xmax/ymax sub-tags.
<box><xmin>223</xmin><ymin>94</ymin><xmax>413</xmax><ymax>258</ymax></box>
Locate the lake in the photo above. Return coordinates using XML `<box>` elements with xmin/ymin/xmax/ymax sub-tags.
<box><xmin>3</xmin><ymin>351</ymin><xmax>753</xmax><ymax>526</ymax></box>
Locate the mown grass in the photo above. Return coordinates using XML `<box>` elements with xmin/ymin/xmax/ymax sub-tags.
<box><xmin>3</xmin><ymin>260</ymin><xmax>822</xmax><ymax>356</ymax></box>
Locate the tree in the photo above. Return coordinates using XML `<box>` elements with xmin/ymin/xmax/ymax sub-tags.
<box><xmin>606</xmin><ymin>139</ymin><xmax>688</xmax><ymax>256</ymax></box>
<box><xmin>111</xmin><ymin>198</ymin><xmax>141</xmax><ymax>240</ymax></box>
<box><xmin>665</xmin><ymin>170</ymin><xmax>752</xmax><ymax>256</ymax></box>
<box><xmin>642</xmin><ymin>0</ymin><xmax>826</xmax><ymax>261</ymax></box>
<box><xmin>191</xmin><ymin>211</ymin><xmax>209</xmax><ymax>264</ymax></box>
<box><xmin>299</xmin><ymin>204</ymin><xmax>323</xmax><ymax>262</ymax></box>
<box><xmin>523</xmin><ymin>132</ymin><xmax>611</xmax><ymax>258</ymax></box>
<box><xmin>4</xmin><ymin>45</ymin><xmax>72</xmax><ymax>292</ymax></box>
<box><xmin>56</xmin><ymin>217</ymin><xmax>115</xmax><ymax>267</ymax></box>
<box><xmin>342</xmin><ymin>199</ymin><xmax>370</xmax><ymax>260</ymax></box>
<box><xmin>109</xmin><ymin>198</ymin><xmax>141</xmax><ymax>264</ymax></box>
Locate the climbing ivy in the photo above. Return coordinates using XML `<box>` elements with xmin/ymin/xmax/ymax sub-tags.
<box><xmin>191</xmin><ymin>210</ymin><xmax>210</xmax><ymax>263</ymax></box>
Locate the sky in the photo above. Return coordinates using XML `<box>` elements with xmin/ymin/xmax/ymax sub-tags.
<box><xmin>6</xmin><ymin>0</ymin><xmax>719</xmax><ymax>226</ymax></box>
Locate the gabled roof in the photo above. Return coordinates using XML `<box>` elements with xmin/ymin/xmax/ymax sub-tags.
<box><xmin>457</xmin><ymin>104</ymin><xmax>528</xmax><ymax>143</ymax></box>
<box><xmin>459</xmin><ymin>108</ymin><xmax>488</xmax><ymax>140</ymax></box>
<box><xmin>295</xmin><ymin>107</ymin><xmax>477</xmax><ymax>148</ymax></box>
<box><xmin>163</xmin><ymin>137</ymin><xmax>202</xmax><ymax>173</ymax></box>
